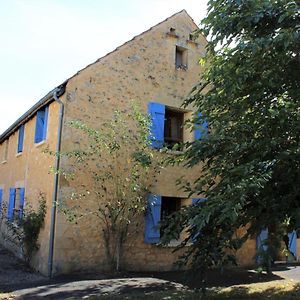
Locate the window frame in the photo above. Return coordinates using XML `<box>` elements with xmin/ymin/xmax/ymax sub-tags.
<box><xmin>144</xmin><ymin>194</ymin><xmax>190</xmax><ymax>245</ymax></box>
<box><xmin>164</xmin><ymin>107</ymin><xmax>184</xmax><ymax>148</ymax></box>
<box><xmin>148</xmin><ymin>102</ymin><xmax>192</xmax><ymax>150</ymax></box>
<box><xmin>175</xmin><ymin>46</ymin><xmax>188</xmax><ymax>70</ymax></box>
<box><xmin>160</xmin><ymin>196</ymin><xmax>182</xmax><ymax>237</ymax></box>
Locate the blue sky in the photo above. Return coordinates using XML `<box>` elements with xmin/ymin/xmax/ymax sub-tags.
<box><xmin>0</xmin><ymin>0</ymin><xmax>208</xmax><ymax>134</ymax></box>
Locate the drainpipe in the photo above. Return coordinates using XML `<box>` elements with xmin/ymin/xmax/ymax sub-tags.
<box><xmin>48</xmin><ymin>87</ymin><xmax>65</xmax><ymax>278</ymax></box>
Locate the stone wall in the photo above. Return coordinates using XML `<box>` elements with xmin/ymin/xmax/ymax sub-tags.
<box><xmin>0</xmin><ymin>101</ymin><xmax>60</xmax><ymax>275</ymax></box>
<box><xmin>51</xmin><ymin>11</ymin><xmax>257</xmax><ymax>274</ymax></box>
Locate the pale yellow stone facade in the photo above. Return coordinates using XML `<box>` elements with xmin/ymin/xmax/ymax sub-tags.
<box><xmin>0</xmin><ymin>10</ymin><xmax>263</xmax><ymax>276</ymax></box>
<box><xmin>0</xmin><ymin>101</ymin><xmax>60</xmax><ymax>275</ymax></box>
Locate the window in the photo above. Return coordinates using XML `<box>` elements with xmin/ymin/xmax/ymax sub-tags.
<box><xmin>160</xmin><ymin>197</ymin><xmax>182</xmax><ymax>236</ymax></box>
<box><xmin>148</xmin><ymin>103</ymin><xmax>185</xmax><ymax>150</ymax></box>
<box><xmin>175</xmin><ymin>46</ymin><xmax>188</xmax><ymax>69</ymax></box>
<box><xmin>144</xmin><ymin>194</ymin><xmax>185</xmax><ymax>244</ymax></box>
<box><xmin>7</xmin><ymin>188</ymin><xmax>25</xmax><ymax>222</ymax></box>
<box><xmin>14</xmin><ymin>188</ymin><xmax>21</xmax><ymax>217</ymax></box>
<box><xmin>34</xmin><ymin>106</ymin><xmax>49</xmax><ymax>143</ymax></box>
<box><xmin>149</xmin><ymin>103</ymin><xmax>207</xmax><ymax>149</ymax></box>
<box><xmin>144</xmin><ymin>195</ymin><xmax>206</xmax><ymax>244</ymax></box>
<box><xmin>17</xmin><ymin>125</ymin><xmax>24</xmax><ymax>153</ymax></box>
<box><xmin>164</xmin><ymin>108</ymin><xmax>184</xmax><ymax>148</ymax></box>
<box><xmin>2</xmin><ymin>140</ymin><xmax>9</xmax><ymax>161</ymax></box>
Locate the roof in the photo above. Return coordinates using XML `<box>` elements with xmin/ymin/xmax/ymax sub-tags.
<box><xmin>0</xmin><ymin>10</ymin><xmax>202</xmax><ymax>144</ymax></box>
<box><xmin>0</xmin><ymin>83</ymin><xmax>66</xmax><ymax>143</ymax></box>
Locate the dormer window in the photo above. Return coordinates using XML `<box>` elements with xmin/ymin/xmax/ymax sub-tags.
<box><xmin>175</xmin><ymin>46</ymin><xmax>188</xmax><ymax>70</ymax></box>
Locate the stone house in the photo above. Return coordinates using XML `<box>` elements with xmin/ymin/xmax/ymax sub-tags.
<box><xmin>0</xmin><ymin>10</ymin><xmax>287</xmax><ymax>277</ymax></box>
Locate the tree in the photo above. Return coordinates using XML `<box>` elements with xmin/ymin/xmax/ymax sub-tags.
<box><xmin>162</xmin><ymin>0</ymin><xmax>300</xmax><ymax>278</ymax></box>
<box><xmin>57</xmin><ymin>103</ymin><xmax>162</xmax><ymax>272</ymax></box>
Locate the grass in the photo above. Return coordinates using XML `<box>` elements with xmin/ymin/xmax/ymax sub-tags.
<box><xmin>86</xmin><ymin>280</ymin><xmax>300</xmax><ymax>300</ymax></box>
<box><xmin>0</xmin><ymin>293</ymin><xmax>13</xmax><ymax>300</ymax></box>
<box><xmin>209</xmin><ymin>280</ymin><xmax>300</xmax><ymax>299</ymax></box>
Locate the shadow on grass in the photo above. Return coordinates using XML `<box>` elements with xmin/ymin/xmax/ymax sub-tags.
<box><xmin>81</xmin><ymin>282</ymin><xmax>300</xmax><ymax>300</ymax></box>
<box><xmin>132</xmin><ymin>267</ymin><xmax>284</xmax><ymax>289</ymax></box>
<box><xmin>69</xmin><ymin>282</ymin><xmax>300</xmax><ymax>300</ymax></box>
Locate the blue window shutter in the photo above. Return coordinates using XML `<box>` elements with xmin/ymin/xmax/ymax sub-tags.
<box><xmin>0</xmin><ymin>189</ymin><xmax>3</xmax><ymax>213</ymax></box>
<box><xmin>19</xmin><ymin>188</ymin><xmax>25</xmax><ymax>220</ymax></box>
<box><xmin>34</xmin><ymin>106</ymin><xmax>48</xmax><ymax>143</ymax></box>
<box><xmin>194</xmin><ymin>112</ymin><xmax>208</xmax><ymax>140</ymax></box>
<box><xmin>192</xmin><ymin>198</ymin><xmax>207</xmax><ymax>205</ymax></box>
<box><xmin>288</xmin><ymin>230</ymin><xmax>297</xmax><ymax>258</ymax></box>
<box><xmin>42</xmin><ymin>106</ymin><xmax>49</xmax><ymax>140</ymax></box>
<box><xmin>256</xmin><ymin>228</ymin><xmax>268</xmax><ymax>263</ymax></box>
<box><xmin>191</xmin><ymin>198</ymin><xmax>207</xmax><ymax>242</ymax></box>
<box><xmin>144</xmin><ymin>194</ymin><xmax>161</xmax><ymax>244</ymax></box>
<box><xmin>7</xmin><ymin>188</ymin><xmax>16</xmax><ymax>221</ymax></box>
<box><xmin>17</xmin><ymin>125</ymin><xmax>24</xmax><ymax>153</ymax></box>
<box><xmin>35</xmin><ymin>109</ymin><xmax>45</xmax><ymax>143</ymax></box>
<box><xmin>148</xmin><ymin>102</ymin><xmax>165</xmax><ymax>149</ymax></box>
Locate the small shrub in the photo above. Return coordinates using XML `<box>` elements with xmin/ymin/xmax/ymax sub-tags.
<box><xmin>21</xmin><ymin>194</ymin><xmax>46</xmax><ymax>262</ymax></box>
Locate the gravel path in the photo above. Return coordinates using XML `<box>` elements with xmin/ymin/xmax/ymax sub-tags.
<box><xmin>0</xmin><ymin>245</ymin><xmax>185</xmax><ymax>299</ymax></box>
<box><xmin>2</xmin><ymin>243</ymin><xmax>300</xmax><ymax>300</ymax></box>
<box><xmin>0</xmin><ymin>246</ymin><xmax>46</xmax><ymax>292</ymax></box>
<box><xmin>273</xmin><ymin>263</ymin><xmax>300</xmax><ymax>281</ymax></box>
<box><xmin>13</xmin><ymin>278</ymin><xmax>185</xmax><ymax>299</ymax></box>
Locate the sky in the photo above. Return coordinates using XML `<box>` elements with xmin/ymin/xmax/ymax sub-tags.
<box><xmin>0</xmin><ymin>0</ymin><xmax>208</xmax><ymax>134</ymax></box>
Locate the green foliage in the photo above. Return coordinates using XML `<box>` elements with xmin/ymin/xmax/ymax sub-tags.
<box><xmin>21</xmin><ymin>194</ymin><xmax>46</xmax><ymax>261</ymax></box>
<box><xmin>162</xmin><ymin>0</ymin><xmax>300</xmax><ymax>280</ymax></box>
<box><xmin>57</xmin><ymin>102</ymin><xmax>162</xmax><ymax>271</ymax></box>
<box><xmin>0</xmin><ymin>193</ymin><xmax>46</xmax><ymax>263</ymax></box>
